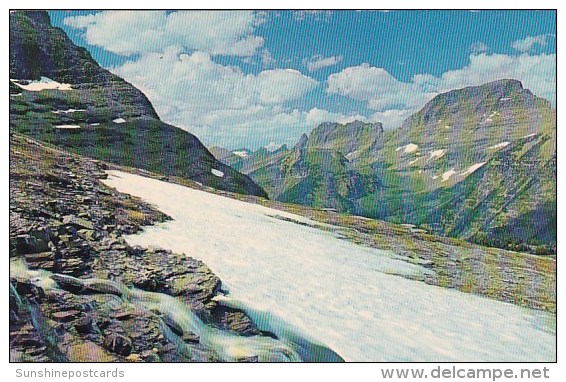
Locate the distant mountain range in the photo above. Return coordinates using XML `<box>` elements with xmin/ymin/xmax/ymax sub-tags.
<box><xmin>212</xmin><ymin>80</ymin><xmax>556</xmax><ymax>252</ymax></box>
<box><xmin>9</xmin><ymin>11</ymin><xmax>267</xmax><ymax>198</ymax></box>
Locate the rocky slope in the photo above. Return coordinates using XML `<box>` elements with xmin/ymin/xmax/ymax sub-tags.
<box><xmin>9</xmin><ymin>134</ymin><xmax>282</xmax><ymax>362</ymax></box>
<box><xmin>212</xmin><ymin>81</ymin><xmax>556</xmax><ymax>253</ymax></box>
<box><xmin>9</xmin><ymin>10</ymin><xmax>266</xmax><ymax>198</ymax></box>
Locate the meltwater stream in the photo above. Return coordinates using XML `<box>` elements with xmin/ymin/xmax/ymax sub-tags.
<box><xmin>11</xmin><ymin>258</ymin><xmax>342</xmax><ymax>362</ymax></box>
<box><xmin>102</xmin><ymin>171</ymin><xmax>556</xmax><ymax>362</ymax></box>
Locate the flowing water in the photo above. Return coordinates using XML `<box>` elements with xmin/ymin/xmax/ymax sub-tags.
<box><xmin>10</xmin><ymin>258</ymin><xmax>342</xmax><ymax>362</ymax></box>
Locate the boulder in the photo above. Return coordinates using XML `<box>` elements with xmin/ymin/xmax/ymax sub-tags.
<box><xmin>103</xmin><ymin>333</ymin><xmax>132</xmax><ymax>357</ymax></box>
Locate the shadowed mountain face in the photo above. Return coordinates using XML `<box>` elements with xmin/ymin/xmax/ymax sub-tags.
<box><xmin>213</xmin><ymin>81</ymin><xmax>556</xmax><ymax>252</ymax></box>
<box><xmin>9</xmin><ymin>11</ymin><xmax>267</xmax><ymax>198</ymax></box>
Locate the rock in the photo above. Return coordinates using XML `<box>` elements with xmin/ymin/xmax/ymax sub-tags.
<box><xmin>211</xmin><ymin>305</ymin><xmax>260</xmax><ymax>336</ymax></box>
<box><xmin>103</xmin><ymin>333</ymin><xmax>132</xmax><ymax>356</ymax></box>
<box><xmin>67</xmin><ymin>342</ymin><xmax>115</xmax><ymax>362</ymax></box>
<box><xmin>50</xmin><ymin>274</ymin><xmax>86</xmax><ymax>294</ymax></box>
<box><xmin>182</xmin><ymin>332</ymin><xmax>200</xmax><ymax>344</ymax></box>
<box><xmin>83</xmin><ymin>280</ymin><xmax>123</xmax><ymax>297</ymax></box>
<box><xmin>78</xmin><ymin>229</ymin><xmax>98</xmax><ymax>241</ymax></box>
<box><xmin>15</xmin><ymin>234</ymin><xmax>49</xmax><ymax>254</ymax></box>
<box><xmin>236</xmin><ymin>355</ymin><xmax>259</xmax><ymax>362</ymax></box>
<box><xmin>74</xmin><ymin>315</ymin><xmax>97</xmax><ymax>334</ymax></box>
<box><xmin>62</xmin><ymin>215</ymin><xmax>94</xmax><ymax>231</ymax></box>
<box><xmin>51</xmin><ymin>310</ymin><xmax>81</xmax><ymax>322</ymax></box>
<box><xmin>162</xmin><ymin>314</ymin><xmax>184</xmax><ymax>336</ymax></box>
<box><xmin>109</xmin><ymin>309</ymin><xmax>134</xmax><ymax>321</ymax></box>
<box><xmin>125</xmin><ymin>353</ymin><xmax>141</xmax><ymax>362</ymax></box>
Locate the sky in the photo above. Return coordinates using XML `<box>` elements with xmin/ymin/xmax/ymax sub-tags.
<box><xmin>49</xmin><ymin>10</ymin><xmax>556</xmax><ymax>150</ymax></box>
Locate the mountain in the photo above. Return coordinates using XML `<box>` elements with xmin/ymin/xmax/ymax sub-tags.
<box><xmin>9</xmin><ymin>11</ymin><xmax>267</xmax><ymax>198</ymax></box>
<box><xmin>211</xmin><ymin>81</ymin><xmax>556</xmax><ymax>253</ymax></box>
<box><xmin>379</xmin><ymin>79</ymin><xmax>556</xmax><ymax>251</ymax></box>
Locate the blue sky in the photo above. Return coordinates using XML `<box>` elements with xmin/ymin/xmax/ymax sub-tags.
<box><xmin>50</xmin><ymin>10</ymin><xmax>556</xmax><ymax>150</ymax></box>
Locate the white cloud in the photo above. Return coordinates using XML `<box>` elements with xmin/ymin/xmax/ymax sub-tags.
<box><xmin>64</xmin><ymin>11</ymin><xmax>265</xmax><ymax>56</ymax></box>
<box><xmin>305</xmin><ymin>107</ymin><xmax>368</xmax><ymax>127</ymax></box>
<box><xmin>327</xmin><ymin>63</ymin><xmax>434</xmax><ymax>111</ymax></box>
<box><xmin>256</xmin><ymin>69</ymin><xmax>318</xmax><ymax>104</ymax></box>
<box><xmin>469</xmin><ymin>41</ymin><xmax>488</xmax><ymax>54</ymax></box>
<box><xmin>111</xmin><ymin>48</ymin><xmax>319</xmax><ymax>148</ymax></box>
<box><xmin>511</xmin><ymin>34</ymin><xmax>553</xmax><ymax>53</ymax></box>
<box><xmin>293</xmin><ymin>11</ymin><xmax>332</xmax><ymax>22</ymax></box>
<box><xmin>369</xmin><ymin>109</ymin><xmax>414</xmax><ymax>130</ymax></box>
<box><xmin>304</xmin><ymin>55</ymin><xmax>343</xmax><ymax>72</ymax></box>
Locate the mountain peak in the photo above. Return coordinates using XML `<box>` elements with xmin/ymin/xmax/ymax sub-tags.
<box><xmin>297</xmin><ymin>133</ymin><xmax>309</xmax><ymax>147</ymax></box>
<box><xmin>308</xmin><ymin>121</ymin><xmax>383</xmax><ymax>153</ymax></box>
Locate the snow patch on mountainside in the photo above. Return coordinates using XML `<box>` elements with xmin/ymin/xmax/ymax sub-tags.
<box><xmin>102</xmin><ymin>171</ymin><xmax>555</xmax><ymax>362</ymax></box>
<box><xmin>233</xmin><ymin>151</ymin><xmax>249</xmax><ymax>158</ymax></box>
<box><xmin>397</xmin><ymin>143</ymin><xmax>419</xmax><ymax>154</ymax></box>
<box><xmin>54</xmin><ymin>125</ymin><xmax>81</xmax><ymax>129</ymax></box>
<box><xmin>211</xmin><ymin>169</ymin><xmax>224</xmax><ymax>177</ymax></box>
<box><xmin>441</xmin><ymin>169</ymin><xmax>456</xmax><ymax>182</ymax></box>
<box><xmin>113</xmin><ymin>118</ymin><xmax>126</xmax><ymax>124</ymax></box>
<box><xmin>11</xmin><ymin>77</ymin><xmax>72</xmax><ymax>91</ymax></box>
<box><xmin>488</xmin><ymin>142</ymin><xmax>510</xmax><ymax>150</ymax></box>
<box><xmin>461</xmin><ymin>162</ymin><xmax>486</xmax><ymax>177</ymax></box>
<box><xmin>429</xmin><ymin>149</ymin><xmax>446</xmax><ymax>160</ymax></box>
<box><xmin>52</xmin><ymin>108</ymin><xmax>86</xmax><ymax>114</ymax></box>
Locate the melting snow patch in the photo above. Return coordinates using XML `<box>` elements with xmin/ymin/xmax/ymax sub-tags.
<box><xmin>345</xmin><ymin>150</ymin><xmax>358</xmax><ymax>159</ymax></box>
<box><xmin>488</xmin><ymin>142</ymin><xmax>510</xmax><ymax>150</ymax></box>
<box><xmin>396</xmin><ymin>143</ymin><xmax>418</xmax><ymax>153</ymax></box>
<box><xmin>211</xmin><ymin>169</ymin><xmax>224</xmax><ymax>177</ymax></box>
<box><xmin>522</xmin><ymin>133</ymin><xmax>537</xmax><ymax>139</ymax></box>
<box><xmin>11</xmin><ymin>77</ymin><xmax>72</xmax><ymax>91</ymax></box>
<box><xmin>113</xmin><ymin>118</ymin><xmax>126</xmax><ymax>124</ymax></box>
<box><xmin>441</xmin><ymin>169</ymin><xmax>456</xmax><ymax>182</ymax></box>
<box><xmin>52</xmin><ymin>109</ymin><xmax>86</xmax><ymax>114</ymax></box>
<box><xmin>233</xmin><ymin>151</ymin><xmax>249</xmax><ymax>158</ymax></box>
<box><xmin>10</xmin><ymin>93</ymin><xmax>22</xmax><ymax>97</ymax></box>
<box><xmin>90</xmin><ymin>123</ymin><xmax>100</xmax><ymax>126</ymax></box>
<box><xmin>431</xmin><ymin>175</ymin><xmax>439</xmax><ymax>180</ymax></box>
<box><xmin>500</xmin><ymin>97</ymin><xmax>511</xmax><ymax>101</ymax></box>
<box><xmin>102</xmin><ymin>171</ymin><xmax>556</xmax><ymax>362</ymax></box>
<box><xmin>429</xmin><ymin>149</ymin><xmax>446</xmax><ymax>160</ymax></box>
<box><xmin>409</xmin><ymin>157</ymin><xmax>423</xmax><ymax>166</ymax></box>
<box><xmin>54</xmin><ymin>125</ymin><xmax>81</xmax><ymax>129</ymax></box>
<box><xmin>461</xmin><ymin>162</ymin><xmax>486</xmax><ymax>177</ymax></box>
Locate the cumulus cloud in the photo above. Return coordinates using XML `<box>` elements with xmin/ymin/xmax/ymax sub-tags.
<box><xmin>293</xmin><ymin>10</ymin><xmax>332</xmax><ymax>22</ymax></box>
<box><xmin>64</xmin><ymin>11</ymin><xmax>266</xmax><ymax>56</ymax></box>
<box><xmin>304</xmin><ymin>55</ymin><xmax>343</xmax><ymax>72</ymax></box>
<box><xmin>305</xmin><ymin>107</ymin><xmax>368</xmax><ymax>127</ymax></box>
<box><xmin>511</xmin><ymin>34</ymin><xmax>553</xmax><ymax>53</ymax></box>
<box><xmin>111</xmin><ymin>48</ymin><xmax>319</xmax><ymax>148</ymax></box>
<box><xmin>469</xmin><ymin>41</ymin><xmax>488</xmax><ymax>54</ymax></box>
<box><xmin>327</xmin><ymin>63</ymin><xmax>434</xmax><ymax>111</ymax></box>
